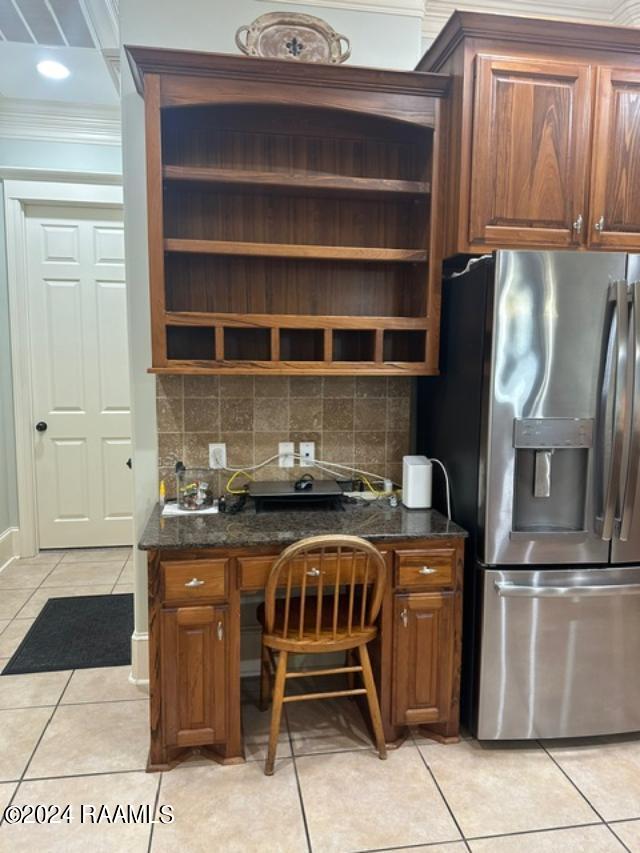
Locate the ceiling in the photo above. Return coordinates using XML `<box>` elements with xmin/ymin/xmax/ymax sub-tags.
<box><xmin>0</xmin><ymin>0</ymin><xmax>119</xmax><ymax>106</ymax></box>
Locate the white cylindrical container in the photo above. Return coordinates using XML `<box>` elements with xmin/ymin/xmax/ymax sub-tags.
<box><xmin>402</xmin><ymin>455</ymin><xmax>432</xmax><ymax>509</ymax></box>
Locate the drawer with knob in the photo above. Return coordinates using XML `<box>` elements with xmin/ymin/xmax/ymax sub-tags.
<box><xmin>238</xmin><ymin>551</ymin><xmax>384</xmax><ymax>592</ymax></box>
<box><xmin>161</xmin><ymin>559</ymin><xmax>228</xmax><ymax>604</ymax></box>
<box><xmin>394</xmin><ymin>548</ymin><xmax>455</xmax><ymax>589</ymax></box>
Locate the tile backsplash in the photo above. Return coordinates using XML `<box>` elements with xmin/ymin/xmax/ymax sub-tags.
<box><xmin>156</xmin><ymin>375</ymin><xmax>413</xmax><ymax>497</ymax></box>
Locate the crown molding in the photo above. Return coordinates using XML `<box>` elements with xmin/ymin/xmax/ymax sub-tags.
<box><xmin>257</xmin><ymin>0</ymin><xmax>424</xmax><ymax>17</ymax></box>
<box><xmin>81</xmin><ymin>0</ymin><xmax>119</xmax><ymax>48</ymax></box>
<box><xmin>0</xmin><ymin>99</ymin><xmax>121</xmax><ymax>147</ymax></box>
<box><xmin>103</xmin><ymin>48</ymin><xmax>121</xmax><ymax>93</ymax></box>
<box><xmin>611</xmin><ymin>0</ymin><xmax>640</xmax><ymax>24</ymax></box>
<box><xmin>81</xmin><ymin>0</ymin><xmax>120</xmax><ymax>93</ymax></box>
<box><xmin>422</xmin><ymin>0</ymin><xmax>628</xmax><ymax>39</ymax></box>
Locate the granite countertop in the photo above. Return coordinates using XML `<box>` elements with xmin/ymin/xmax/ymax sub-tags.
<box><xmin>139</xmin><ymin>500</ymin><xmax>467</xmax><ymax>550</ymax></box>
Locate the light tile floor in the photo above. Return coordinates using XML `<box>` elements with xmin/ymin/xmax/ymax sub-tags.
<box><xmin>0</xmin><ymin>549</ymin><xmax>639</xmax><ymax>852</ymax></box>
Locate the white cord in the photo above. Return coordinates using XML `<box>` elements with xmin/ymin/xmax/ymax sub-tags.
<box><xmin>210</xmin><ymin>451</ymin><xmax>280</xmax><ymax>473</ymax></box>
<box><xmin>429</xmin><ymin>457</ymin><xmax>451</xmax><ymax>520</ymax></box>
<box><xmin>209</xmin><ymin>449</ymin><xmax>398</xmax><ymax>488</ymax></box>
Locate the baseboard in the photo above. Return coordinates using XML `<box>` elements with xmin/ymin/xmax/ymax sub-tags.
<box><xmin>0</xmin><ymin>527</ymin><xmax>19</xmax><ymax>572</ymax></box>
<box><xmin>129</xmin><ymin>630</ymin><xmax>149</xmax><ymax>690</ymax></box>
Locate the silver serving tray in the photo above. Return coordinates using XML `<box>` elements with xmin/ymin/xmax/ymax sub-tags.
<box><xmin>236</xmin><ymin>12</ymin><xmax>351</xmax><ymax>64</ymax></box>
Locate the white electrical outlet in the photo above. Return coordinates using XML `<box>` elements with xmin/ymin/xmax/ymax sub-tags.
<box><xmin>278</xmin><ymin>441</ymin><xmax>294</xmax><ymax>468</ymax></box>
<box><xmin>209</xmin><ymin>443</ymin><xmax>227</xmax><ymax>470</ymax></box>
<box><xmin>299</xmin><ymin>441</ymin><xmax>315</xmax><ymax>467</ymax></box>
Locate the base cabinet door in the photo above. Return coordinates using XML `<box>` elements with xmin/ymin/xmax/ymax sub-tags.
<box><xmin>392</xmin><ymin>592</ymin><xmax>454</xmax><ymax>726</ymax></box>
<box><xmin>469</xmin><ymin>55</ymin><xmax>592</xmax><ymax>248</ymax></box>
<box><xmin>161</xmin><ymin>605</ymin><xmax>227</xmax><ymax>748</ymax></box>
<box><xmin>589</xmin><ymin>66</ymin><xmax>640</xmax><ymax>250</ymax></box>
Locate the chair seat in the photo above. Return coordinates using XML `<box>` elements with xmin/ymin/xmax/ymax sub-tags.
<box><xmin>257</xmin><ymin>593</ymin><xmax>376</xmax><ymax>651</ymax></box>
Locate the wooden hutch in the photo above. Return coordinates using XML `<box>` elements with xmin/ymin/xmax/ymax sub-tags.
<box><xmin>127</xmin><ymin>46</ymin><xmax>450</xmax><ymax>376</ymax></box>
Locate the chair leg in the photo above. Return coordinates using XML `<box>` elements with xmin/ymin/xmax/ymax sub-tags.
<box><xmin>345</xmin><ymin>650</ymin><xmax>355</xmax><ymax>693</ymax></box>
<box><xmin>357</xmin><ymin>643</ymin><xmax>387</xmax><ymax>760</ymax></box>
<box><xmin>265</xmin><ymin>650</ymin><xmax>288</xmax><ymax>776</ymax></box>
<box><xmin>259</xmin><ymin>640</ymin><xmax>271</xmax><ymax>712</ymax></box>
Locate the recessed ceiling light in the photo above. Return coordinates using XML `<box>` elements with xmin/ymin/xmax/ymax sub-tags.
<box><xmin>37</xmin><ymin>60</ymin><xmax>70</xmax><ymax>80</ymax></box>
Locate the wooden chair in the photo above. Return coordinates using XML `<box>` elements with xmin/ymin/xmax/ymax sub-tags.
<box><xmin>258</xmin><ymin>534</ymin><xmax>388</xmax><ymax>775</ymax></box>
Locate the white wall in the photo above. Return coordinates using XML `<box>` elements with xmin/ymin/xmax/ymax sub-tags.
<box><xmin>0</xmin><ymin>138</ymin><xmax>122</xmax><ymax>544</ymax></box>
<box><xmin>0</xmin><ymin>186</ymin><xmax>17</xmax><ymax>537</ymax></box>
<box><xmin>121</xmin><ymin>0</ymin><xmax>422</xmax><ymax>69</ymax></box>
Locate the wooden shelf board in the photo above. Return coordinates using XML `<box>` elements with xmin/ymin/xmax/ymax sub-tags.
<box><xmin>163</xmin><ymin>165</ymin><xmax>431</xmax><ymax>197</ymax></box>
<box><xmin>149</xmin><ymin>362</ymin><xmax>435</xmax><ymax>376</ymax></box>
<box><xmin>164</xmin><ymin>238</ymin><xmax>427</xmax><ymax>263</ymax></box>
<box><xmin>165</xmin><ymin>312</ymin><xmax>429</xmax><ymax>330</ymax></box>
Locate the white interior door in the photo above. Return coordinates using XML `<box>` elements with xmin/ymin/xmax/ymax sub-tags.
<box><xmin>26</xmin><ymin>204</ymin><xmax>133</xmax><ymax>548</ymax></box>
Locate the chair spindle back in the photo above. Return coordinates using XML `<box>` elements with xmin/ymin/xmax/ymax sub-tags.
<box><xmin>264</xmin><ymin>534</ymin><xmax>387</xmax><ymax>642</ymax></box>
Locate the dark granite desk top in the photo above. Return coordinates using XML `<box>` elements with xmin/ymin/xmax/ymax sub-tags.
<box><xmin>139</xmin><ymin>500</ymin><xmax>467</xmax><ymax>551</ymax></box>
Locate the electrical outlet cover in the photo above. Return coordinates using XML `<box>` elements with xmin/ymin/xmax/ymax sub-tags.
<box><xmin>278</xmin><ymin>441</ymin><xmax>294</xmax><ymax>468</ymax></box>
<box><xmin>299</xmin><ymin>441</ymin><xmax>315</xmax><ymax>467</ymax></box>
<box><xmin>209</xmin><ymin>443</ymin><xmax>227</xmax><ymax>469</ymax></box>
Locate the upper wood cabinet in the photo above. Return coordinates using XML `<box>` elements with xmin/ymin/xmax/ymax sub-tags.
<box><xmin>589</xmin><ymin>67</ymin><xmax>640</xmax><ymax>249</ymax></box>
<box><xmin>417</xmin><ymin>12</ymin><xmax>640</xmax><ymax>256</ymax></box>
<box><xmin>126</xmin><ymin>46</ymin><xmax>449</xmax><ymax>376</ymax></box>
<box><xmin>470</xmin><ymin>56</ymin><xmax>592</xmax><ymax>248</ymax></box>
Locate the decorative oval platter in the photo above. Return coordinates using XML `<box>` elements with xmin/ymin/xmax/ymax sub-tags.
<box><xmin>235</xmin><ymin>12</ymin><xmax>351</xmax><ymax>64</ymax></box>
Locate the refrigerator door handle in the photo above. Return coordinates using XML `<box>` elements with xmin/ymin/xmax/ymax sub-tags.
<box><xmin>620</xmin><ymin>280</ymin><xmax>640</xmax><ymax>541</ymax></box>
<box><xmin>495</xmin><ymin>580</ymin><xmax>640</xmax><ymax>598</ymax></box>
<box><xmin>602</xmin><ymin>280</ymin><xmax>630</xmax><ymax>541</ymax></box>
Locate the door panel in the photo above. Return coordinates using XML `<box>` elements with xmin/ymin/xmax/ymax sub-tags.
<box><xmin>161</xmin><ymin>605</ymin><xmax>227</xmax><ymax>748</ymax></box>
<box><xmin>27</xmin><ymin>206</ymin><xmax>132</xmax><ymax>547</ymax></box>
<box><xmin>478</xmin><ymin>567</ymin><xmax>640</xmax><ymax>739</ymax></box>
<box><xmin>484</xmin><ymin>251</ymin><xmax>625</xmax><ymax>566</ymax></box>
<box><xmin>613</xmin><ymin>259</ymin><xmax>640</xmax><ymax>563</ymax></box>
<box><xmin>589</xmin><ymin>67</ymin><xmax>640</xmax><ymax>250</ymax></box>
<box><xmin>470</xmin><ymin>56</ymin><xmax>592</xmax><ymax>247</ymax></box>
<box><xmin>392</xmin><ymin>592</ymin><xmax>453</xmax><ymax>725</ymax></box>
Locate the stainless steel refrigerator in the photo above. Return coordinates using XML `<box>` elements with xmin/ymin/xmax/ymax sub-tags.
<box><xmin>418</xmin><ymin>250</ymin><xmax>640</xmax><ymax>740</ymax></box>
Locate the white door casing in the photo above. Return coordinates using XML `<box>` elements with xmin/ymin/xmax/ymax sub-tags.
<box><xmin>26</xmin><ymin>204</ymin><xmax>133</xmax><ymax>548</ymax></box>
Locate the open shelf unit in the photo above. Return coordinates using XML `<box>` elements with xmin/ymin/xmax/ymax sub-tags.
<box><xmin>128</xmin><ymin>47</ymin><xmax>449</xmax><ymax>374</ymax></box>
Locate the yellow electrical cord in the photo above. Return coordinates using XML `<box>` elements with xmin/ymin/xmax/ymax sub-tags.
<box><xmin>225</xmin><ymin>469</ymin><xmax>255</xmax><ymax>495</ymax></box>
<box><xmin>359</xmin><ymin>474</ymin><xmax>386</xmax><ymax>496</ymax></box>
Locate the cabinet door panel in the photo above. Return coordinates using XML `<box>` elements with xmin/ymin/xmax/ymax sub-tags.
<box><xmin>392</xmin><ymin>592</ymin><xmax>453</xmax><ymax>726</ymax></box>
<box><xmin>589</xmin><ymin>67</ymin><xmax>640</xmax><ymax>250</ymax></box>
<box><xmin>470</xmin><ymin>56</ymin><xmax>592</xmax><ymax>247</ymax></box>
<box><xmin>162</xmin><ymin>605</ymin><xmax>227</xmax><ymax>748</ymax></box>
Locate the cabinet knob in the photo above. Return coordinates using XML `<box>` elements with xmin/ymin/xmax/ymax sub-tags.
<box><xmin>595</xmin><ymin>215</ymin><xmax>605</xmax><ymax>233</ymax></box>
<box><xmin>306</xmin><ymin>567</ymin><xmax>321</xmax><ymax>577</ymax></box>
<box><xmin>401</xmin><ymin>608</ymin><xmax>408</xmax><ymax>628</ymax></box>
<box><xmin>419</xmin><ymin>566</ymin><xmax>437</xmax><ymax>575</ymax></box>
<box><xmin>185</xmin><ymin>577</ymin><xmax>205</xmax><ymax>588</ymax></box>
<box><xmin>217</xmin><ymin>620</ymin><xmax>224</xmax><ymax>641</ymax></box>
<box><xmin>573</xmin><ymin>213</ymin><xmax>583</xmax><ymax>235</ymax></box>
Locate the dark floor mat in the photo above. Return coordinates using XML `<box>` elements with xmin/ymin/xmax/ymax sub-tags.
<box><xmin>1</xmin><ymin>594</ymin><xmax>133</xmax><ymax>675</ymax></box>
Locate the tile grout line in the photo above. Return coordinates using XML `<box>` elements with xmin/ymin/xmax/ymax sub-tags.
<box><xmin>463</xmin><ymin>819</ymin><xmax>624</xmax><ymax>843</ymax></box>
<box><xmin>284</xmin><ymin>706</ymin><xmax>313</xmax><ymax>853</ymax></box>
<box><xmin>415</xmin><ymin>744</ymin><xmax>472</xmax><ymax>852</ymax></box>
<box><xmin>1</xmin><ymin>556</ymin><xmax>64</xmax><ymax>626</ymax></box>
<box><xmin>606</xmin><ymin>822</ymin><xmax>633</xmax><ymax>853</ymax></box>
<box><xmin>0</xmin><ymin>667</ymin><xmax>75</xmax><ymax>827</ymax></box>
<box><xmin>2</xmin><ymin>767</ymin><xmax>150</xmax><ymax>786</ymax></box>
<box><xmin>147</xmin><ymin>770</ymin><xmax>164</xmax><ymax>852</ymax></box>
<box><xmin>0</xmin><ymin>696</ymin><xmax>148</xmax><ymax>713</ymax></box>
<box><xmin>537</xmin><ymin>739</ymin><xmax>608</xmax><ymax>823</ymax></box>
<box><xmin>356</xmin><ymin>840</ymin><xmax>467</xmax><ymax>853</ymax></box>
